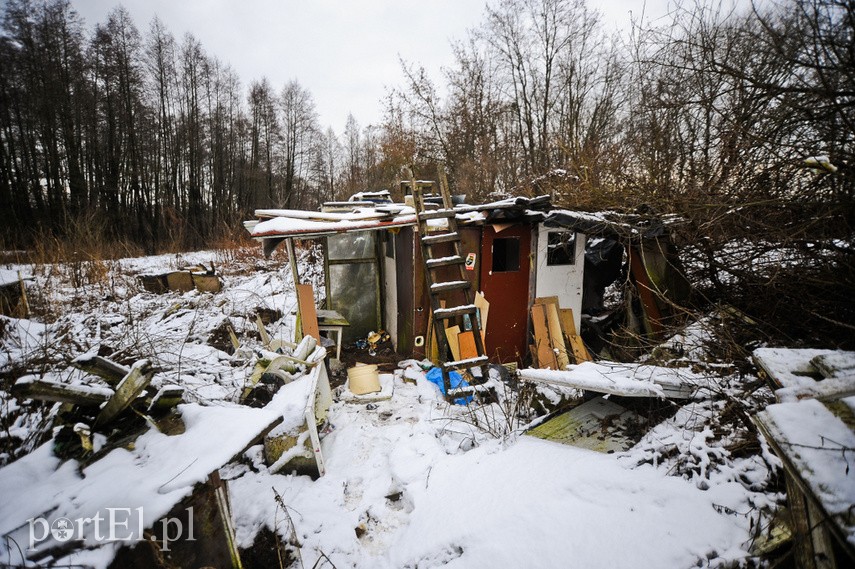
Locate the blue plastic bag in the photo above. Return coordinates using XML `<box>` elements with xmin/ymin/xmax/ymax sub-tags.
<box><xmin>425</xmin><ymin>367</ymin><xmax>473</xmax><ymax>405</ymax></box>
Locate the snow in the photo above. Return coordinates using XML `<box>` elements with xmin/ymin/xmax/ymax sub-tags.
<box><xmin>224</xmin><ymin>376</ymin><xmax>764</xmax><ymax>568</ymax></box>
<box><xmin>0</xmin><ymin>246</ymin><xmax>781</xmax><ymax>567</ymax></box>
<box><xmin>0</xmin><ymin>316</ymin><xmax>49</xmax><ymax>370</ymax></box>
<box><xmin>0</xmin><ymin>268</ymin><xmax>29</xmax><ymax>288</ymax></box>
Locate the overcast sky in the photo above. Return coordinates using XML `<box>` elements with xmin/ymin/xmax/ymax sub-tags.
<box><xmin>67</xmin><ymin>0</ymin><xmax>673</xmax><ymax>133</ymax></box>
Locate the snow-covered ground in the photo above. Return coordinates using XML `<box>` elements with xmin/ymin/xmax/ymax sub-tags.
<box><xmin>0</xmin><ymin>247</ymin><xmax>784</xmax><ymax>567</ymax></box>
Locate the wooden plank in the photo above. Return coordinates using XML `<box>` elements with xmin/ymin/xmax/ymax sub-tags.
<box><xmin>531</xmin><ymin>304</ymin><xmax>558</xmax><ymax>369</ymax></box>
<box><xmin>534</xmin><ymin>296</ymin><xmax>560</xmax><ymax>307</ymax></box>
<box><xmin>558</xmin><ymin>308</ymin><xmax>577</xmax><ymax>337</ymax></box>
<box><xmin>544</xmin><ymin>302</ymin><xmax>570</xmax><ymax>369</ymax></box>
<box><xmin>72</xmin><ymin>355</ymin><xmax>131</xmax><ymax>385</ymax></box>
<box><xmin>295</xmin><ymin>283</ymin><xmax>320</xmax><ymax>340</ymax></box>
<box><xmin>94</xmin><ymin>360</ymin><xmax>154</xmax><ymax>427</ymax></box>
<box><xmin>445</xmin><ymin>325</ymin><xmax>461</xmax><ymax>362</ymax></box>
<box><xmin>458</xmin><ymin>330</ymin><xmax>478</xmax><ymax>360</ymax></box>
<box><xmin>567</xmin><ymin>334</ymin><xmax>592</xmax><ymax>363</ymax></box>
<box><xmin>17</xmin><ymin>271</ymin><xmax>29</xmax><ymax>317</ymax></box>
<box><xmin>12</xmin><ymin>377</ymin><xmax>113</xmax><ymax>407</ymax></box>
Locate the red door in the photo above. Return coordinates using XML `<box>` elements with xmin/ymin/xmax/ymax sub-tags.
<box><xmin>479</xmin><ymin>224</ymin><xmax>532</xmax><ymax>364</ymax></box>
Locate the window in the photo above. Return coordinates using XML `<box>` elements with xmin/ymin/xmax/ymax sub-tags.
<box><xmin>492</xmin><ymin>237</ymin><xmax>520</xmax><ymax>272</ymax></box>
<box><xmin>327</xmin><ymin>231</ymin><xmax>376</xmax><ymax>260</ymax></box>
<box><xmin>546</xmin><ymin>231</ymin><xmax>576</xmax><ymax>266</ymax></box>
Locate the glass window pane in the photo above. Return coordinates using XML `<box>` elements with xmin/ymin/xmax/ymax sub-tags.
<box><xmin>492</xmin><ymin>237</ymin><xmax>520</xmax><ymax>272</ymax></box>
<box><xmin>329</xmin><ymin>262</ymin><xmax>379</xmax><ymax>343</ymax></box>
<box><xmin>547</xmin><ymin>231</ymin><xmax>576</xmax><ymax>266</ymax></box>
<box><xmin>327</xmin><ymin>231</ymin><xmax>376</xmax><ymax>260</ymax></box>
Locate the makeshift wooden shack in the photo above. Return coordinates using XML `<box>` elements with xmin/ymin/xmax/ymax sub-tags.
<box><xmin>244</xmin><ymin>187</ymin><xmax>689</xmax><ymax>366</ymax></box>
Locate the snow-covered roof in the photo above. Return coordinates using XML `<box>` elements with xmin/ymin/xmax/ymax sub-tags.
<box><xmin>244</xmin><ymin>195</ymin><xmax>681</xmax><ymax>252</ymax></box>
<box><xmin>244</xmin><ymin>196</ymin><xmax>554</xmax><ymax>243</ymax></box>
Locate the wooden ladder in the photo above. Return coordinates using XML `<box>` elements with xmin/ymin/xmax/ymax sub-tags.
<box><xmin>403</xmin><ymin>167</ymin><xmax>489</xmax><ymax>400</ymax></box>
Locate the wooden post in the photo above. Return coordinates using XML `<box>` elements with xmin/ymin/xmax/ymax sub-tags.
<box><xmin>285</xmin><ymin>238</ymin><xmax>300</xmax><ymax>286</ymax></box>
<box><xmin>17</xmin><ymin>271</ymin><xmax>29</xmax><ymax>317</ymax></box>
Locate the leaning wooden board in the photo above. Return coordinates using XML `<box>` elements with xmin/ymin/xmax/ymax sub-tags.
<box><xmin>295</xmin><ymin>283</ymin><xmax>320</xmax><ymax>340</ymax></box>
<box><xmin>531</xmin><ymin>304</ymin><xmax>558</xmax><ymax>369</ymax></box>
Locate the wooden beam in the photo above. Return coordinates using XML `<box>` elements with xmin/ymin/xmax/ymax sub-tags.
<box><xmin>94</xmin><ymin>360</ymin><xmax>154</xmax><ymax>428</ymax></box>
<box><xmin>285</xmin><ymin>238</ymin><xmax>300</xmax><ymax>286</ymax></box>
<box><xmin>72</xmin><ymin>355</ymin><xmax>131</xmax><ymax>386</ymax></box>
<box><xmin>12</xmin><ymin>377</ymin><xmax>113</xmax><ymax>407</ymax></box>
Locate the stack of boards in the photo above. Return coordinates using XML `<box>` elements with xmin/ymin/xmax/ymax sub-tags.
<box><xmin>530</xmin><ymin>297</ymin><xmax>591</xmax><ymax>369</ymax></box>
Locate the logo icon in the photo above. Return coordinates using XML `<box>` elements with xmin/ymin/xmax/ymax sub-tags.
<box><xmin>50</xmin><ymin>518</ymin><xmax>75</xmax><ymax>542</ymax></box>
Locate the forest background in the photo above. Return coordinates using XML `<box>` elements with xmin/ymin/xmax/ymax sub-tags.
<box><xmin>0</xmin><ymin>0</ymin><xmax>852</xmax><ymax>346</ymax></box>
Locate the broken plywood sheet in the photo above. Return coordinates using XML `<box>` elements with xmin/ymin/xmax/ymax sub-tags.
<box><xmin>754</xmin><ymin>397</ymin><xmax>855</xmax><ymax>554</ymax></box>
<box><xmin>519</xmin><ymin>361</ymin><xmax>696</xmax><ymax>399</ymax></box>
<box><xmin>527</xmin><ymin>397</ymin><xmax>641</xmax><ymax>453</ymax></box>
<box><xmin>753</xmin><ymin>348</ymin><xmax>855</xmax><ymax>402</ymax></box>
